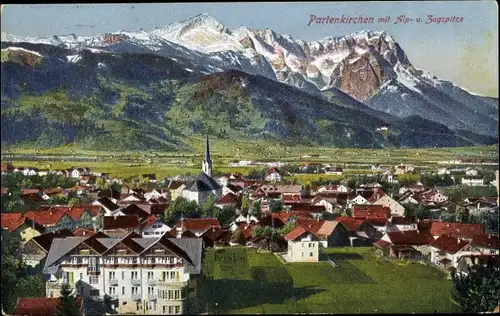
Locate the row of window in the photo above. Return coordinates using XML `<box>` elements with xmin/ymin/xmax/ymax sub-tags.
<box><xmin>143</xmin><ymin>231</ymin><xmax>167</xmax><ymax>235</ymax></box>
<box><xmin>86</xmin><ymin>270</ymin><xmax>178</xmax><ymax>284</ymax></box>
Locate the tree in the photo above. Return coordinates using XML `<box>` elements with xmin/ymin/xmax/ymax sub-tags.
<box><xmin>456</xmin><ymin>207</ymin><xmax>470</xmax><ymax>223</ymax></box>
<box><xmin>55</xmin><ymin>283</ymin><xmax>82</xmax><ymax>316</ymax></box>
<box><xmin>201</xmin><ymin>195</ymin><xmax>217</xmax><ymax>218</ymax></box>
<box><xmin>215</xmin><ymin>206</ymin><xmax>236</xmax><ymax>228</ymax></box>
<box><xmin>252</xmin><ymin>226</ymin><xmax>280</xmax><ymax>251</ymax></box>
<box><xmin>240</xmin><ymin>196</ymin><xmax>250</xmax><ymax>214</ymax></box>
<box><xmin>251</xmin><ymin>201</ymin><xmax>261</xmax><ymax>217</ymax></box>
<box><xmin>347</xmin><ymin>178</ymin><xmax>357</xmax><ymax>190</ymax></box>
<box><xmin>270</xmin><ymin>200</ymin><xmax>283</xmax><ymax>213</ymax></box>
<box><xmin>278</xmin><ymin>222</ymin><xmax>295</xmax><ymax>236</ymax></box>
<box><xmin>230</xmin><ymin>229</ymin><xmax>245</xmax><ymax>245</ymax></box>
<box><xmin>164</xmin><ymin>197</ymin><xmax>199</xmax><ymax>226</ymax></box>
<box><xmin>95</xmin><ymin>177</ymin><xmax>109</xmax><ymax>190</ymax></box>
<box><xmin>451</xmin><ymin>259</ymin><xmax>500</xmax><ymax>313</ymax></box>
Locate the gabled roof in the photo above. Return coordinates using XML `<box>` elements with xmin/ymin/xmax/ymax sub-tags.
<box><xmin>121</xmin><ymin>204</ymin><xmax>150</xmax><ymax>219</ymax></box>
<box><xmin>335</xmin><ymin>216</ymin><xmax>367</xmax><ymax>231</ymax></box>
<box><xmin>29</xmin><ymin>229</ymin><xmax>74</xmax><ymax>252</ymax></box>
<box><xmin>289</xmin><ymin>203</ymin><xmax>326</xmax><ymax>213</ymax></box>
<box><xmin>96</xmin><ymin>197</ymin><xmax>120</xmax><ymax>212</ymax></box>
<box><xmin>391</xmin><ymin>216</ymin><xmax>417</xmax><ymax>225</ymax></box>
<box><xmin>186</xmin><ymin>173</ymin><xmax>221</xmax><ymax>192</ymax></box>
<box><xmin>430</xmin><ymin>234</ymin><xmax>469</xmax><ymax>254</ymax></box>
<box><xmin>215</xmin><ymin>192</ymin><xmax>239</xmax><ymax>205</ymax></box>
<box><xmin>168</xmin><ymin>180</ymin><xmax>186</xmax><ymax>190</ymax></box>
<box><xmin>72</xmin><ymin>228</ymin><xmax>97</xmax><ymax>237</ymax></box>
<box><xmin>267</xmin><ymin>167</ymin><xmax>281</xmax><ymax>175</ymax></box>
<box><xmin>429</xmin><ymin>221</ymin><xmax>482</xmax><ymax>239</ymax></box>
<box><xmin>353</xmin><ymin>205</ymin><xmax>391</xmax><ymax>219</ymax></box>
<box><xmin>97</xmin><ymin>188</ymin><xmax>121</xmax><ymax>200</ymax></box>
<box><xmin>1</xmin><ymin>213</ymin><xmax>27</xmax><ymax>232</ymax></box>
<box><xmin>13</xmin><ymin>297</ymin><xmax>83</xmax><ymax>316</ymax></box>
<box><xmin>471</xmin><ymin>234</ymin><xmax>500</xmax><ymax>250</ymax></box>
<box><xmin>140</xmin><ymin>215</ymin><xmax>162</xmax><ymax>230</ymax></box>
<box><xmin>175</xmin><ymin>218</ymin><xmax>221</xmax><ymax>232</ymax></box>
<box><xmin>103</xmin><ymin>215</ymin><xmax>140</xmax><ymax>230</ymax></box>
<box><xmin>24</xmin><ymin>209</ymin><xmax>72</xmax><ymax>226</ymax></box>
<box><xmin>284</xmin><ymin>226</ymin><xmax>309</xmax><ymax>241</ymax></box>
<box><xmin>386</xmin><ymin>230</ymin><xmax>434</xmax><ymax>246</ymax></box>
<box><xmin>225</xmin><ymin>183</ymin><xmax>243</xmax><ymax>193</ymax></box>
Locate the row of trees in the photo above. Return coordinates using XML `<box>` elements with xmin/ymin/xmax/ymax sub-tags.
<box><xmin>1</xmin><ymin>172</ymin><xmax>78</xmax><ymax>190</ymax></box>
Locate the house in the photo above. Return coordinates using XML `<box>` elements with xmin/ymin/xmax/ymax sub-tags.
<box><xmin>429</xmin><ymin>234</ymin><xmax>471</xmax><ymax>271</ymax></box>
<box><xmin>437</xmin><ymin>167</ymin><xmax>450</xmax><ymax>175</ymax></box>
<box><xmin>1</xmin><ymin>213</ymin><xmax>44</xmax><ymax>243</ymax></box>
<box><xmin>168</xmin><ymin>181</ymin><xmax>186</xmax><ymax>202</ymax></box>
<box><xmin>1</xmin><ymin>162</ymin><xmax>15</xmax><ymax>174</ymax></box>
<box><xmin>71</xmin><ymin>185</ymin><xmax>90</xmax><ymax>196</ymax></box>
<box><xmin>93</xmin><ymin>197</ymin><xmax>120</xmax><ymax>215</ymax></box>
<box><xmin>13</xmin><ymin>296</ymin><xmax>83</xmax><ymax>316</ymax></box>
<box><xmin>417</xmin><ymin>189</ymin><xmax>449</xmax><ymax>203</ymax></box>
<box><xmin>284</xmin><ymin>226</ymin><xmax>320</xmax><ymax>262</ymax></box>
<box><xmin>395</xmin><ymin>164</ymin><xmax>415</xmax><ymax>175</ymax></box>
<box><xmin>174</xmin><ymin>218</ymin><xmax>221</xmax><ymax>237</ymax></box>
<box><xmin>265</xmin><ymin>168</ymin><xmax>282</xmax><ymax>182</ymax></box>
<box><xmin>102</xmin><ymin>215</ymin><xmax>141</xmax><ymax>235</ymax></box>
<box><xmin>316</xmin><ymin>184</ymin><xmax>349</xmax><ymax>194</ymax></box>
<box><xmin>21</xmin><ymin>229</ymin><xmax>74</xmax><ymax>268</ymax></box>
<box><xmin>461</xmin><ymin>176</ymin><xmax>484</xmax><ymax>186</ymax></box>
<box><xmin>214</xmin><ymin>193</ymin><xmax>239</xmax><ymax>209</ymax></box>
<box><xmin>296</xmin><ymin>219</ymin><xmax>350</xmax><ymax>248</ymax></box>
<box><xmin>375</xmin><ymin>230</ymin><xmax>434</xmax><ymax>260</ymax></box>
<box><xmin>97</xmin><ymin>189</ymin><xmax>121</xmax><ymax>201</ymax></box>
<box><xmin>222</xmin><ymin>183</ymin><xmax>243</xmax><ymax>196</ymax></box>
<box><xmin>141</xmin><ymin>215</ymin><xmax>171</xmax><ymax>238</ymax></box>
<box><xmin>324</xmin><ymin>167</ymin><xmax>343</xmax><ymax>175</ymax></box>
<box><xmin>465</xmin><ymin>168</ymin><xmax>480</xmax><ymax>177</ymax></box>
<box><xmin>42</xmin><ymin>233</ymin><xmax>203</xmax><ymax>315</ymax></box>
<box><xmin>71</xmin><ymin>167</ymin><xmax>91</xmax><ymax>178</ymax></box>
<box><xmin>455</xmin><ymin>254</ymin><xmax>500</xmax><ymax>277</ymax></box>
<box><xmin>335</xmin><ymin>216</ymin><xmax>381</xmax><ymax>246</ymax></box>
<box><xmin>387</xmin><ymin>216</ymin><xmax>418</xmax><ymax>232</ymax></box>
<box><xmin>426</xmin><ymin>221</ymin><xmax>482</xmax><ymax>240</ymax></box>
<box><xmin>347</xmin><ymin>194</ymin><xmax>368</xmax><ymax>208</ymax></box>
<box><xmin>229</xmin><ymin>215</ymin><xmax>259</xmax><ymax>232</ymax></box>
<box><xmin>353</xmin><ymin>205</ymin><xmax>391</xmax><ymax>221</ymax></box>
<box><xmin>312</xmin><ymin>196</ymin><xmax>338</xmax><ymax>213</ymax></box>
<box><xmin>368</xmin><ymin>192</ymin><xmax>405</xmax><ymax>217</ymax></box>
<box><xmin>470</xmin><ymin>233</ymin><xmax>500</xmax><ymax>255</ymax></box>
<box><xmin>200</xmin><ymin>227</ymin><xmax>231</xmax><ymax>247</ymax></box>
<box><xmin>24</xmin><ymin>209</ymin><xmax>76</xmax><ymax>233</ymax></box>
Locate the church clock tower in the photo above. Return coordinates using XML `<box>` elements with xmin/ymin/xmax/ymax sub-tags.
<box><xmin>202</xmin><ymin>135</ymin><xmax>213</xmax><ymax>177</ymax></box>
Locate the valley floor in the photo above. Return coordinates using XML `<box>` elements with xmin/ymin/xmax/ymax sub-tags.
<box><xmin>199</xmin><ymin>247</ymin><xmax>459</xmax><ymax>314</ymax></box>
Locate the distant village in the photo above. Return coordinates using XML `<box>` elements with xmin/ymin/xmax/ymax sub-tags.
<box><xmin>1</xmin><ymin>137</ymin><xmax>499</xmax><ymax>315</ymax></box>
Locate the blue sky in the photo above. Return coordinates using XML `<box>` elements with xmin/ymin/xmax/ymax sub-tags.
<box><xmin>1</xmin><ymin>2</ymin><xmax>498</xmax><ymax>96</ymax></box>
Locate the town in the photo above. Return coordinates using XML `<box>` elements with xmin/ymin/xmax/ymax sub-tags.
<box><xmin>1</xmin><ymin>136</ymin><xmax>499</xmax><ymax>315</ymax></box>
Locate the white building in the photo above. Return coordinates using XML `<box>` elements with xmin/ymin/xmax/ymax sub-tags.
<box><xmin>265</xmin><ymin>168</ymin><xmax>282</xmax><ymax>182</ymax></box>
<box><xmin>284</xmin><ymin>226</ymin><xmax>319</xmax><ymax>263</ymax></box>
<box><xmin>461</xmin><ymin>177</ymin><xmax>484</xmax><ymax>186</ymax></box>
<box><xmin>43</xmin><ymin>234</ymin><xmax>203</xmax><ymax>315</ymax></box>
<box><xmin>141</xmin><ymin>217</ymin><xmax>172</xmax><ymax>238</ymax></box>
<box><xmin>465</xmin><ymin>168</ymin><xmax>479</xmax><ymax>177</ymax></box>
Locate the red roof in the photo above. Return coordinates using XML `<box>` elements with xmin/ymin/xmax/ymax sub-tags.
<box><xmin>367</xmin><ymin>189</ymin><xmax>386</xmax><ymax>203</ymax></box>
<box><xmin>13</xmin><ymin>296</ymin><xmax>82</xmax><ymax>316</ymax></box>
<box><xmin>366</xmin><ymin>217</ymin><xmax>388</xmax><ymax>227</ymax></box>
<box><xmin>430</xmin><ymin>234</ymin><xmax>469</xmax><ymax>254</ymax></box>
<box><xmin>353</xmin><ymin>205</ymin><xmax>391</xmax><ymax>220</ymax></box>
<box><xmin>72</xmin><ymin>228</ymin><xmax>97</xmax><ymax>237</ymax></box>
<box><xmin>24</xmin><ymin>209</ymin><xmax>69</xmax><ymax>226</ymax></box>
<box><xmin>176</xmin><ymin>218</ymin><xmax>221</xmax><ymax>232</ymax></box>
<box><xmin>335</xmin><ymin>216</ymin><xmax>366</xmax><ymax>231</ymax></box>
<box><xmin>103</xmin><ymin>215</ymin><xmax>140</xmax><ymax>230</ymax></box>
<box><xmin>471</xmin><ymin>234</ymin><xmax>500</xmax><ymax>250</ymax></box>
<box><xmin>374</xmin><ymin>240</ymin><xmax>391</xmax><ymax>247</ymax></box>
<box><xmin>391</xmin><ymin>216</ymin><xmax>417</xmax><ymax>225</ymax></box>
<box><xmin>215</xmin><ymin>193</ymin><xmax>239</xmax><ymax>205</ymax></box>
<box><xmin>296</xmin><ymin>218</ymin><xmax>325</xmax><ymax>235</ymax></box>
<box><xmin>289</xmin><ymin>204</ymin><xmax>326</xmax><ymax>213</ymax></box>
<box><xmin>140</xmin><ymin>215</ymin><xmax>159</xmax><ymax>229</ymax></box>
<box><xmin>429</xmin><ymin>221</ymin><xmax>482</xmax><ymax>239</ymax></box>
<box><xmin>267</xmin><ymin>167</ymin><xmax>280</xmax><ymax>175</ymax></box>
<box><xmin>284</xmin><ymin>226</ymin><xmax>308</xmax><ymax>241</ymax></box>
<box><xmin>1</xmin><ymin>213</ymin><xmax>26</xmax><ymax>232</ymax></box>
<box><xmin>386</xmin><ymin>230</ymin><xmax>434</xmax><ymax>246</ymax></box>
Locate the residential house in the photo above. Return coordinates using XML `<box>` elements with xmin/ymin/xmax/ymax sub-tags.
<box><xmin>1</xmin><ymin>213</ymin><xmax>44</xmax><ymax>243</ymax></box>
<box><xmin>296</xmin><ymin>219</ymin><xmax>350</xmax><ymax>248</ymax></box>
<box><xmin>93</xmin><ymin>197</ymin><xmax>120</xmax><ymax>216</ymax></box>
<box><xmin>417</xmin><ymin>189</ymin><xmax>449</xmax><ymax>203</ymax></box>
<box><xmin>429</xmin><ymin>234</ymin><xmax>471</xmax><ymax>271</ymax></box>
<box><xmin>141</xmin><ymin>216</ymin><xmax>171</xmax><ymax>238</ymax></box>
<box><xmin>387</xmin><ymin>216</ymin><xmax>418</xmax><ymax>232</ymax></box>
<box><xmin>395</xmin><ymin>164</ymin><xmax>415</xmax><ymax>175</ymax></box>
<box><xmin>335</xmin><ymin>217</ymin><xmax>381</xmax><ymax>246</ymax></box>
<box><xmin>461</xmin><ymin>176</ymin><xmax>484</xmax><ymax>186</ymax></box>
<box><xmin>229</xmin><ymin>215</ymin><xmax>259</xmax><ymax>232</ymax></box>
<box><xmin>97</xmin><ymin>189</ymin><xmax>121</xmax><ymax>201</ymax></box>
<box><xmin>142</xmin><ymin>173</ymin><xmax>157</xmax><ymax>183</ymax></box>
<box><xmin>312</xmin><ymin>196</ymin><xmax>338</xmax><ymax>214</ymax></box>
<box><xmin>426</xmin><ymin>221</ymin><xmax>482</xmax><ymax>240</ymax></box>
<box><xmin>324</xmin><ymin>167</ymin><xmax>343</xmax><ymax>175</ymax></box>
<box><xmin>214</xmin><ymin>193</ymin><xmax>239</xmax><ymax>209</ymax></box>
<box><xmin>174</xmin><ymin>218</ymin><xmax>221</xmax><ymax>237</ymax></box>
<box><xmin>42</xmin><ymin>233</ymin><xmax>203</xmax><ymax>315</ymax></box>
<box><xmin>284</xmin><ymin>226</ymin><xmax>320</xmax><ymax>262</ymax></box>
<box><xmin>375</xmin><ymin>230</ymin><xmax>434</xmax><ymax>260</ymax></box>
<box><xmin>265</xmin><ymin>168</ymin><xmax>282</xmax><ymax>182</ymax></box>
<box><xmin>398</xmin><ymin>182</ymin><xmax>425</xmax><ymax>195</ymax></box>
<box><xmin>470</xmin><ymin>233</ymin><xmax>500</xmax><ymax>255</ymax></box>
<box><xmin>437</xmin><ymin>167</ymin><xmax>450</xmax><ymax>175</ymax></box>
<box><xmin>21</xmin><ymin>229</ymin><xmax>74</xmax><ymax>269</ymax></box>
<box><xmin>200</xmin><ymin>228</ymin><xmax>231</xmax><ymax>248</ymax></box>
<box><xmin>316</xmin><ymin>184</ymin><xmax>349</xmax><ymax>194</ymax></box>
<box><xmin>347</xmin><ymin>194</ymin><xmax>368</xmax><ymax>208</ymax></box>
<box><xmin>70</xmin><ymin>167</ymin><xmax>91</xmax><ymax>178</ymax></box>
<box><xmin>102</xmin><ymin>215</ymin><xmax>142</xmax><ymax>236</ymax></box>
<box><xmin>168</xmin><ymin>181</ymin><xmax>186</xmax><ymax>202</ymax></box>
<box><xmin>368</xmin><ymin>191</ymin><xmax>405</xmax><ymax>217</ymax></box>
<box><xmin>465</xmin><ymin>168</ymin><xmax>480</xmax><ymax>177</ymax></box>
<box><xmin>24</xmin><ymin>209</ymin><xmax>76</xmax><ymax>232</ymax></box>
<box><xmin>456</xmin><ymin>254</ymin><xmax>500</xmax><ymax>277</ymax></box>
<box><xmin>222</xmin><ymin>183</ymin><xmax>243</xmax><ymax>196</ymax></box>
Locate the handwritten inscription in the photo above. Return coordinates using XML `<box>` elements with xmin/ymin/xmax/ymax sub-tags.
<box><xmin>308</xmin><ymin>14</ymin><xmax>465</xmax><ymax>26</ymax></box>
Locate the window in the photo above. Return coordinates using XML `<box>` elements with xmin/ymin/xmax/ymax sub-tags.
<box><xmin>168</xmin><ymin>306</ymin><xmax>174</xmax><ymax>314</ymax></box>
<box><xmin>131</xmin><ymin>271</ymin><xmax>138</xmax><ymax>279</ymax></box>
<box><xmin>132</xmin><ymin>287</ymin><xmax>139</xmax><ymax>295</ymax></box>
<box><xmin>122</xmin><ymin>287</ymin><xmax>125</xmax><ymax>295</ymax></box>
<box><xmin>89</xmin><ymin>276</ymin><xmax>98</xmax><ymax>284</ymax></box>
<box><xmin>175</xmin><ymin>305</ymin><xmax>181</xmax><ymax>314</ymax></box>
<box><xmin>109</xmin><ymin>271</ymin><xmax>115</xmax><ymax>279</ymax></box>
<box><xmin>144</xmin><ymin>232</ymin><xmax>150</xmax><ymax>235</ymax></box>
<box><xmin>80</xmin><ymin>273</ymin><xmax>83</xmax><ymax>280</ymax></box>
<box><xmin>122</xmin><ymin>271</ymin><xmax>125</xmax><ymax>279</ymax></box>
<box><xmin>148</xmin><ymin>271</ymin><xmax>154</xmax><ymax>280</ymax></box>
<box><xmin>168</xmin><ymin>290</ymin><xmax>174</xmax><ymax>300</ymax></box>
<box><xmin>148</xmin><ymin>287</ymin><xmax>154</xmax><ymax>295</ymax></box>
<box><xmin>170</xmin><ymin>271</ymin><xmax>175</xmax><ymax>279</ymax></box>
<box><xmin>174</xmin><ymin>290</ymin><xmax>180</xmax><ymax>300</ymax></box>
<box><xmin>155</xmin><ymin>231</ymin><xmax>160</xmax><ymax>235</ymax></box>
<box><xmin>109</xmin><ymin>287</ymin><xmax>116</xmax><ymax>295</ymax></box>
<box><xmin>301</xmin><ymin>252</ymin><xmax>304</xmax><ymax>257</ymax></box>
<box><xmin>310</xmin><ymin>252</ymin><xmax>313</xmax><ymax>257</ymax></box>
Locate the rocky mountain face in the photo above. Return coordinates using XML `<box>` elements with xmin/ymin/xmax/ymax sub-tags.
<box><xmin>1</xmin><ymin>13</ymin><xmax>498</xmax><ymax>140</ymax></box>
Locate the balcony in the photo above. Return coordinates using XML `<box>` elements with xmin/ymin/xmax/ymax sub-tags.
<box><xmin>147</xmin><ymin>279</ymin><xmax>157</xmax><ymax>286</ymax></box>
<box><xmin>157</xmin><ymin>280</ymin><xmax>188</xmax><ymax>288</ymax></box>
<box><xmin>109</xmin><ymin>278</ymin><xmax>119</xmax><ymax>286</ymax></box>
<box><xmin>131</xmin><ymin>279</ymin><xmax>141</xmax><ymax>286</ymax></box>
<box><xmin>132</xmin><ymin>293</ymin><xmax>142</xmax><ymax>301</ymax></box>
<box><xmin>148</xmin><ymin>294</ymin><xmax>157</xmax><ymax>301</ymax></box>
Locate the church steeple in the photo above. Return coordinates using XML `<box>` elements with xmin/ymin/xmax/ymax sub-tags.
<box><xmin>202</xmin><ymin>134</ymin><xmax>213</xmax><ymax>177</ymax></box>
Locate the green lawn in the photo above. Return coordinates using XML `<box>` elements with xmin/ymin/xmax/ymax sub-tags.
<box><xmin>199</xmin><ymin>247</ymin><xmax>459</xmax><ymax>314</ymax></box>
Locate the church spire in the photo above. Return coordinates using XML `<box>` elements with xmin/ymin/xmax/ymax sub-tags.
<box><xmin>202</xmin><ymin>134</ymin><xmax>213</xmax><ymax>177</ymax></box>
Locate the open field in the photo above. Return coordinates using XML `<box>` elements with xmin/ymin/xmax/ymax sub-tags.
<box><xmin>199</xmin><ymin>247</ymin><xmax>458</xmax><ymax>314</ymax></box>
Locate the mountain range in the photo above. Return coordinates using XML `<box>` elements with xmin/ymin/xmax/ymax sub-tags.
<box><xmin>1</xmin><ymin>13</ymin><xmax>498</xmax><ymax>150</ymax></box>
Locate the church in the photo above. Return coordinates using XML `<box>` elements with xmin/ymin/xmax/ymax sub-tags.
<box><xmin>181</xmin><ymin>135</ymin><xmax>222</xmax><ymax>205</ymax></box>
